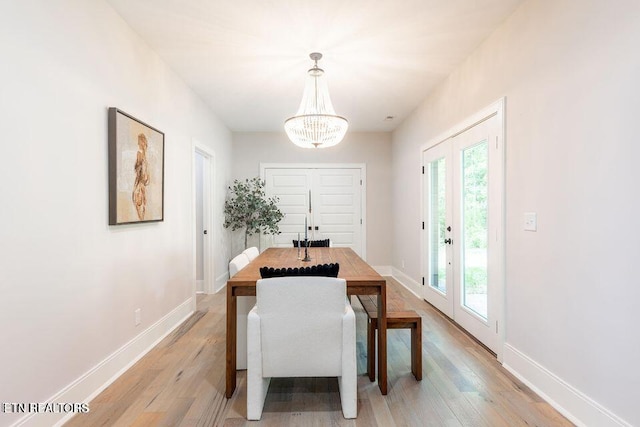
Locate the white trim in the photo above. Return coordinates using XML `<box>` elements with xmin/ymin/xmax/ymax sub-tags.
<box><xmin>192</xmin><ymin>140</ymin><xmax>217</xmax><ymax>294</ymax></box>
<box><xmin>419</xmin><ymin>98</ymin><xmax>506</xmax><ymax>153</ymax></box>
<box><xmin>216</xmin><ymin>272</ymin><xmax>229</xmax><ymax>293</ymax></box>
<box><xmin>503</xmin><ymin>344</ymin><xmax>632</xmax><ymax>427</ymax></box>
<box><xmin>12</xmin><ymin>299</ymin><xmax>194</xmax><ymax>427</ymax></box>
<box><xmin>419</xmin><ymin>97</ymin><xmax>506</xmax><ymax>361</ymax></box>
<box><xmin>493</xmin><ymin>99</ymin><xmax>506</xmax><ymax>362</ymax></box>
<box><xmin>261</xmin><ymin>162</ymin><xmax>367</xmax><ymax>171</ymax></box>
<box><xmin>260</xmin><ymin>163</ymin><xmax>367</xmax><ymax>261</ymax></box>
<box><xmin>390</xmin><ymin>267</ymin><xmax>422</xmax><ymax>299</ymax></box>
<box><xmin>360</xmin><ymin>166</ymin><xmax>367</xmax><ymax>261</ymax></box>
<box><xmin>195</xmin><ymin>279</ymin><xmax>204</xmax><ymax>293</ymax></box>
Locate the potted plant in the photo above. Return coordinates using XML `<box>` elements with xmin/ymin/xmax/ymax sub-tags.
<box><xmin>223</xmin><ymin>177</ymin><xmax>284</xmax><ymax>249</ymax></box>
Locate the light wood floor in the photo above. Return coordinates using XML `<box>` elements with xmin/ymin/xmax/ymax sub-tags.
<box><xmin>65</xmin><ymin>278</ymin><xmax>573</xmax><ymax>426</ymax></box>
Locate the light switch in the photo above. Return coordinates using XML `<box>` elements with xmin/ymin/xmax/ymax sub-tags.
<box><xmin>524</xmin><ymin>212</ymin><xmax>537</xmax><ymax>231</ymax></box>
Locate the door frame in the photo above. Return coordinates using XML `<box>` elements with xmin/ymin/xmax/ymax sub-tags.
<box><xmin>260</xmin><ymin>163</ymin><xmax>367</xmax><ymax>260</ymax></box>
<box><xmin>192</xmin><ymin>140</ymin><xmax>216</xmax><ymax>295</ymax></box>
<box><xmin>420</xmin><ymin>98</ymin><xmax>505</xmax><ymax>361</ymax></box>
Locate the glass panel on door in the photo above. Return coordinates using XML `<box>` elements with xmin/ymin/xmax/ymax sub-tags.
<box><xmin>429</xmin><ymin>157</ymin><xmax>447</xmax><ymax>293</ymax></box>
<box><xmin>461</xmin><ymin>141</ymin><xmax>488</xmax><ymax>319</ymax></box>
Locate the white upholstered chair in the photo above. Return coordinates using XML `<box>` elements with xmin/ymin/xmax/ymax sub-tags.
<box><xmin>247</xmin><ymin>276</ymin><xmax>357</xmax><ymax>420</ymax></box>
<box><xmin>229</xmin><ymin>253</ymin><xmax>254</xmax><ymax>369</ymax></box>
<box><xmin>229</xmin><ymin>253</ymin><xmax>250</xmax><ymax>277</ymax></box>
<box><xmin>243</xmin><ymin>246</ymin><xmax>260</xmax><ymax>262</ymax></box>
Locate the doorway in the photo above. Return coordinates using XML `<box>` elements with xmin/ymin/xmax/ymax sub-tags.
<box><xmin>422</xmin><ymin>100</ymin><xmax>505</xmax><ymax>356</ymax></box>
<box><xmin>194</xmin><ymin>143</ymin><xmax>215</xmax><ymax>294</ymax></box>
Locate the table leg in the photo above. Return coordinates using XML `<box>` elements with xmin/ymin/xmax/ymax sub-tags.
<box><xmin>377</xmin><ymin>284</ymin><xmax>388</xmax><ymax>395</ymax></box>
<box><xmin>367</xmin><ymin>318</ymin><xmax>376</xmax><ymax>382</ymax></box>
<box><xmin>226</xmin><ymin>285</ymin><xmax>237</xmax><ymax>398</ymax></box>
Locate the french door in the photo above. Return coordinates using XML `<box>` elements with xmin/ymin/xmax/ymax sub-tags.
<box><xmin>423</xmin><ymin>113</ymin><xmax>504</xmax><ymax>354</ymax></box>
<box><xmin>263</xmin><ymin>166</ymin><xmax>364</xmax><ymax>257</ymax></box>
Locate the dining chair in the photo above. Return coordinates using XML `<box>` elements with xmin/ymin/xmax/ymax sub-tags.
<box><xmin>229</xmin><ymin>252</ymin><xmax>254</xmax><ymax>369</ymax></box>
<box><xmin>243</xmin><ymin>246</ymin><xmax>259</xmax><ymax>262</ymax></box>
<box><xmin>229</xmin><ymin>253</ymin><xmax>250</xmax><ymax>277</ymax></box>
<box><xmin>247</xmin><ymin>276</ymin><xmax>357</xmax><ymax>420</ymax></box>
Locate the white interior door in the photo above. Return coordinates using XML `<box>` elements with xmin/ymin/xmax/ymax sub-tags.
<box><xmin>194</xmin><ymin>145</ymin><xmax>215</xmax><ymax>294</ymax></box>
<box><xmin>263</xmin><ymin>168</ymin><xmax>312</xmax><ymax>247</ymax></box>
<box><xmin>423</xmin><ymin>113</ymin><xmax>503</xmax><ymax>353</ymax></box>
<box><xmin>264</xmin><ymin>166</ymin><xmax>364</xmax><ymax>257</ymax></box>
<box><xmin>312</xmin><ymin>168</ymin><xmax>362</xmax><ymax>252</ymax></box>
<box><xmin>195</xmin><ymin>153</ymin><xmax>205</xmax><ymax>293</ymax></box>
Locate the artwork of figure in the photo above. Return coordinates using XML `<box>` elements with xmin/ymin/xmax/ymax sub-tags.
<box><xmin>132</xmin><ymin>133</ymin><xmax>150</xmax><ymax>220</ymax></box>
<box><xmin>109</xmin><ymin>108</ymin><xmax>164</xmax><ymax>225</ymax></box>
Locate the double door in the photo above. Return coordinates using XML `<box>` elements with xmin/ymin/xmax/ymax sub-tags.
<box><xmin>263</xmin><ymin>167</ymin><xmax>363</xmax><ymax>257</ymax></box>
<box><xmin>423</xmin><ymin>114</ymin><xmax>503</xmax><ymax>354</ymax></box>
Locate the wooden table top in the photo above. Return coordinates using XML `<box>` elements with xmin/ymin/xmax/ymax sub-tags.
<box><xmin>228</xmin><ymin>247</ymin><xmax>385</xmax><ymax>289</ymax></box>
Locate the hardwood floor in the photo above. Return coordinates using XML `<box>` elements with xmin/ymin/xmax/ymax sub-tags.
<box><xmin>65</xmin><ymin>278</ymin><xmax>573</xmax><ymax>426</ymax></box>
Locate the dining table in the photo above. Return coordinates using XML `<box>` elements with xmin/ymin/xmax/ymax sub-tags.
<box><xmin>225</xmin><ymin>246</ymin><xmax>388</xmax><ymax>398</ymax></box>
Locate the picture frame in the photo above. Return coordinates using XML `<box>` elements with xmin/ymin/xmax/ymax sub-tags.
<box><xmin>108</xmin><ymin>107</ymin><xmax>165</xmax><ymax>225</ymax></box>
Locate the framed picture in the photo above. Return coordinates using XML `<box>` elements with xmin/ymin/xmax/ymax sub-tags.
<box><xmin>108</xmin><ymin>108</ymin><xmax>164</xmax><ymax>225</ymax></box>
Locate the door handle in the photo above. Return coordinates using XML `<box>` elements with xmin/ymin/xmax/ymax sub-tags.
<box><xmin>314</xmin><ymin>226</ymin><xmax>319</xmax><ymax>230</ymax></box>
<box><xmin>444</xmin><ymin>238</ymin><xmax>452</xmax><ymax>244</ymax></box>
<box><xmin>203</xmin><ymin>230</ymin><xmax>207</xmax><ymax>235</ymax></box>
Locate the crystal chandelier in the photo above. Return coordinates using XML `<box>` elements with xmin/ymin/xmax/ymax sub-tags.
<box><xmin>284</xmin><ymin>53</ymin><xmax>348</xmax><ymax>148</ymax></box>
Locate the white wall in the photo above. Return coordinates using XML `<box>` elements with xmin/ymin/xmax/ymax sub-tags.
<box><xmin>231</xmin><ymin>132</ymin><xmax>392</xmax><ymax>267</ymax></box>
<box><xmin>392</xmin><ymin>0</ymin><xmax>640</xmax><ymax>425</ymax></box>
<box><xmin>0</xmin><ymin>1</ymin><xmax>231</xmax><ymax>426</ymax></box>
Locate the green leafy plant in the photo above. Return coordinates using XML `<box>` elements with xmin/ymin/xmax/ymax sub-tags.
<box><xmin>223</xmin><ymin>177</ymin><xmax>284</xmax><ymax>249</ymax></box>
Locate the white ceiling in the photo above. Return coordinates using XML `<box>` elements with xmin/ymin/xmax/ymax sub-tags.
<box><xmin>106</xmin><ymin>0</ymin><xmax>524</xmax><ymax>132</ymax></box>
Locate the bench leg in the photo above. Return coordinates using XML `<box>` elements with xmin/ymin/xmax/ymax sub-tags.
<box><xmin>367</xmin><ymin>318</ymin><xmax>376</xmax><ymax>382</ymax></box>
<box><xmin>411</xmin><ymin>321</ymin><xmax>422</xmax><ymax>381</ymax></box>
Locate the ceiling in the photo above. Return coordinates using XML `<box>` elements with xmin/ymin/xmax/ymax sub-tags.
<box><xmin>106</xmin><ymin>0</ymin><xmax>524</xmax><ymax>132</ymax></box>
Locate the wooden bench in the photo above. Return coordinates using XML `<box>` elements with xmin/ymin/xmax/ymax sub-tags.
<box><xmin>357</xmin><ymin>294</ymin><xmax>422</xmax><ymax>381</ymax></box>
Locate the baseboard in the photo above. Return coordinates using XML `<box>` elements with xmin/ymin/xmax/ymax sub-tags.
<box><xmin>372</xmin><ymin>265</ymin><xmax>392</xmax><ymax>276</ymax></box>
<box><xmin>503</xmin><ymin>343</ymin><xmax>631</xmax><ymax>427</ymax></box>
<box><xmin>390</xmin><ymin>267</ymin><xmax>422</xmax><ymax>299</ymax></box>
<box><xmin>11</xmin><ymin>298</ymin><xmax>194</xmax><ymax>427</ymax></box>
<box><xmin>196</xmin><ymin>279</ymin><xmax>204</xmax><ymax>293</ymax></box>
<box><xmin>214</xmin><ymin>272</ymin><xmax>228</xmax><ymax>294</ymax></box>
<box><xmin>373</xmin><ymin>264</ymin><xmax>421</xmax><ymax>299</ymax></box>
